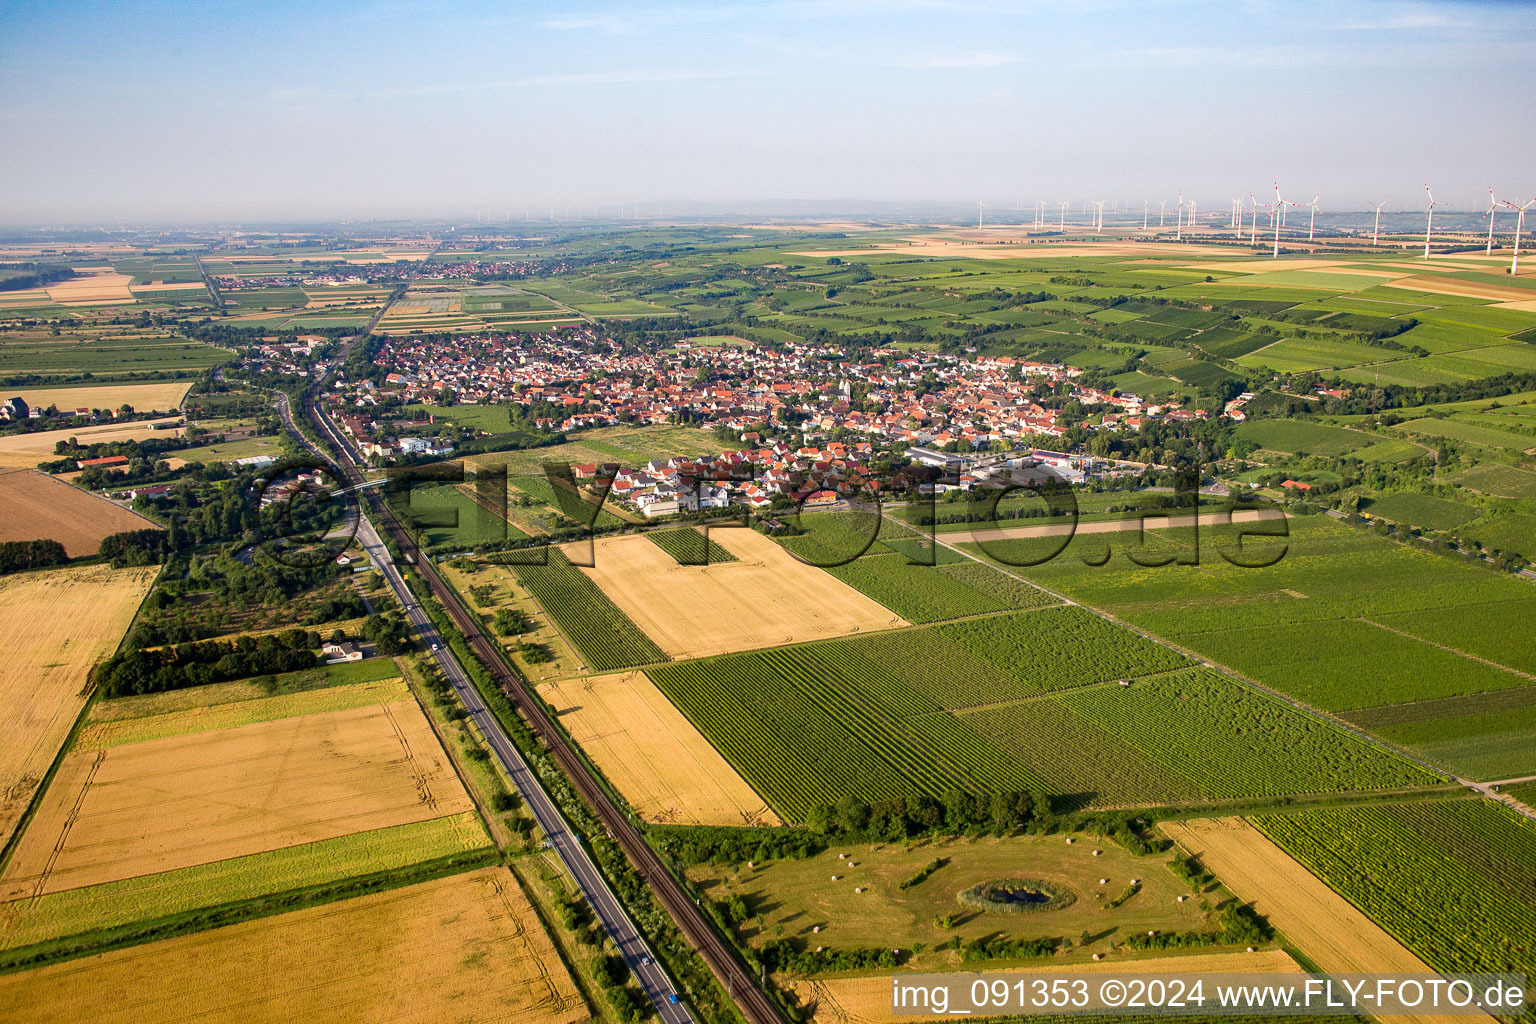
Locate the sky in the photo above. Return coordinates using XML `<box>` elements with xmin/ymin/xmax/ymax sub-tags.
<box><xmin>1</xmin><ymin>0</ymin><xmax>1533</xmax><ymax>223</ymax></box>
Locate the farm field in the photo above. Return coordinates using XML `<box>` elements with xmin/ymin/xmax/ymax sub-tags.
<box><xmin>1340</xmin><ymin>687</ymin><xmax>1536</xmax><ymax>782</ymax></box>
<box><xmin>1234</xmin><ymin>419</ymin><xmax>1370</xmax><ymax>457</ymax></box>
<box><xmin>646</xmin><ymin>525</ymin><xmax>739</xmax><ymax>564</ymax></box>
<box><xmin>572</xmin><ymin>531</ymin><xmax>904</xmax><ymax>661</ymax></box>
<box><xmin>0</xmin><ymin>563</ymin><xmax>157</xmax><ymax>848</ymax></box>
<box><xmin>0</xmin><ymin>418</ymin><xmax>183</xmax><ymax>468</ymax></box>
<box><xmin>540</xmin><ymin>670</ymin><xmax>781</xmax><ymax>826</ymax></box>
<box><xmin>0</xmin><ymin>332</ymin><xmax>233</xmax><ymax>381</ymax></box>
<box><xmin>0</xmin><ymin>468</ymin><xmax>159</xmax><ymax>556</ymax></box>
<box><xmin>399</xmin><ymin>481</ymin><xmax>529</xmax><ymax>550</ymax></box>
<box><xmin>1159</xmin><ymin>818</ymin><xmax>1442</xmax><ymax>985</ymax></box>
<box><xmin>4</xmin><ymin>381</ymin><xmax>192</xmax><ymax>413</ymax></box>
<box><xmin>0</xmin><ymin>867</ymin><xmax>587</xmax><ymax>1024</ymax></box>
<box><xmin>791</xmin><ymin>951</ymin><xmax>1302</xmax><ymax>1024</ymax></box>
<box><xmin>1364</xmin><ymin>491</ymin><xmax>1479</xmax><ymax>530</ymax></box>
<box><xmin>513</xmin><ymin>549</ymin><xmax>668</xmax><ymax>671</ymax></box>
<box><xmin>0</xmin><ymin>813</ymin><xmax>486</xmax><ymax>950</ymax></box>
<box><xmin>75</xmin><ymin>674</ymin><xmax>411</xmax><ymax>749</ymax></box>
<box><xmin>168</xmin><ymin>434</ymin><xmax>284</xmax><ymax>464</ymax></box>
<box><xmin>646</xmin><ymin>606</ymin><xmax>1429</xmax><ymax>819</ymax></box>
<box><xmin>0</xmin><ymin>688</ymin><xmax>475</xmax><ymax>899</ymax></box>
<box><xmin>1254</xmin><ymin>800</ymin><xmax>1536</xmax><ymax>984</ymax></box>
<box><xmin>691</xmin><ymin>833</ymin><xmax>1219</xmax><ymax>967</ymax></box>
<box><xmin>973</xmin><ymin>516</ymin><xmax>1536</xmax><ymax>721</ymax></box>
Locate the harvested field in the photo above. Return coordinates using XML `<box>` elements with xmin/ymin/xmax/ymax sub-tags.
<box><xmin>0</xmin><ymin>419</ymin><xmax>183</xmax><ymax>468</ymax></box>
<box><xmin>76</xmin><ymin>676</ymin><xmax>410</xmax><ymax>749</ymax></box>
<box><xmin>0</xmin><ymin>695</ymin><xmax>473</xmax><ymax>898</ymax></box>
<box><xmin>0</xmin><ymin>563</ymin><xmax>157</xmax><ymax>848</ymax></box>
<box><xmin>541</xmin><ymin>671</ymin><xmax>780</xmax><ymax>826</ymax></box>
<box><xmin>571</xmin><ymin>530</ymin><xmax>905</xmax><ymax>660</ymax></box>
<box><xmin>5</xmin><ymin>382</ymin><xmax>192</xmax><ymax>413</ymax></box>
<box><xmin>1159</xmin><ymin>818</ymin><xmax>1441</xmax><ymax>981</ymax></box>
<box><xmin>0</xmin><ymin>867</ymin><xmax>587</xmax><ymax>1024</ymax></box>
<box><xmin>1386</xmin><ymin>275</ymin><xmax>1534</xmax><ymax>302</ymax></box>
<box><xmin>44</xmin><ymin>269</ymin><xmax>134</xmax><ymax>305</ymax></box>
<box><xmin>0</xmin><ymin>469</ymin><xmax>159</xmax><ymax>556</ymax></box>
<box><xmin>793</xmin><ymin>950</ymin><xmax>1301</xmax><ymax>1024</ymax></box>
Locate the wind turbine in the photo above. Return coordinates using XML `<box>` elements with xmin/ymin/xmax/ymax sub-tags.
<box><xmin>978</xmin><ymin>199</ymin><xmax>984</xmax><ymax>229</ymax></box>
<box><xmin>1157</xmin><ymin>199</ymin><xmax>1168</xmax><ymax>227</ymax></box>
<box><xmin>1143</xmin><ymin>198</ymin><xmax>1149</xmax><ymax>231</ymax></box>
<box><xmin>1175</xmin><ymin>189</ymin><xmax>1185</xmax><ymax>241</ymax></box>
<box><xmin>1303</xmin><ymin>194</ymin><xmax>1321</xmax><ymax>241</ymax></box>
<box><xmin>1272</xmin><ymin>182</ymin><xmax>1285</xmax><ymax>257</ymax></box>
<box><xmin>1231</xmin><ymin>197</ymin><xmax>1242</xmax><ymax>230</ymax></box>
<box><xmin>1505</xmin><ymin>197</ymin><xmax>1533</xmax><ymax>276</ymax></box>
<box><xmin>1058</xmin><ymin>200</ymin><xmax>1069</xmax><ymax>230</ymax></box>
<box><xmin>1093</xmin><ymin>199</ymin><xmax>1108</xmax><ymax>232</ymax></box>
<box><xmin>1423</xmin><ymin>183</ymin><xmax>1437</xmax><ymax>259</ymax></box>
<box><xmin>1485</xmin><ymin>188</ymin><xmax>1499</xmax><ymax>255</ymax></box>
<box><xmin>1368</xmin><ymin>199</ymin><xmax>1390</xmax><ymax>246</ymax></box>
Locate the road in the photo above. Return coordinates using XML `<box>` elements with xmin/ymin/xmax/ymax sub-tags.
<box><xmin>276</xmin><ymin>389</ymin><xmax>782</xmax><ymax>1024</ymax></box>
<box><xmin>350</xmin><ymin>514</ymin><xmax>696</xmax><ymax>1024</ymax></box>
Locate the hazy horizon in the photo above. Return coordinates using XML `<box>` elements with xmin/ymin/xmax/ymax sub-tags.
<box><xmin>3</xmin><ymin>0</ymin><xmax>1533</xmax><ymax>223</ymax></box>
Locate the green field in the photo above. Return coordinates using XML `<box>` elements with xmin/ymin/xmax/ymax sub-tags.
<box><xmin>0</xmin><ymin>332</ymin><xmax>235</xmax><ymax>381</ymax></box>
<box><xmin>171</xmin><ymin>435</ymin><xmax>286</xmax><ymax>464</ymax></box>
<box><xmin>1364</xmin><ymin>492</ymin><xmax>1480</xmax><ymax>531</ymax></box>
<box><xmin>646</xmin><ymin>526</ymin><xmax>738</xmax><ymax>564</ymax></box>
<box><xmin>648</xmin><ymin>602</ymin><xmax>1433</xmax><ymax>819</ymax></box>
<box><xmin>0</xmin><ymin>813</ymin><xmax>488</xmax><ymax>951</ymax></box>
<box><xmin>1235</xmin><ymin>419</ymin><xmax>1369</xmax><ymax>457</ymax></box>
<box><xmin>399</xmin><ymin>482</ymin><xmax>530</xmax><ymax>550</ymax></box>
<box><xmin>1343</xmin><ymin>688</ymin><xmax>1536</xmax><ymax>780</ymax></box>
<box><xmin>1255</xmin><ymin>800</ymin><xmax>1536</xmax><ymax>983</ymax></box>
<box><xmin>405</xmin><ymin>403</ymin><xmax>519</xmax><ymax>434</ymax></box>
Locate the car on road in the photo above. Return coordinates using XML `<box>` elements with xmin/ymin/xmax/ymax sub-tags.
<box><xmin>667</xmin><ymin>993</ymin><xmax>681</xmax><ymax>1005</ymax></box>
<box><xmin>432</xmin><ymin>643</ymin><xmax>439</xmax><ymax>651</ymax></box>
<box><xmin>641</xmin><ymin>956</ymin><xmax>652</xmax><ymax>966</ymax></box>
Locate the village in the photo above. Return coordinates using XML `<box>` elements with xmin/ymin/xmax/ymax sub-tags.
<box><xmin>271</xmin><ymin>327</ymin><xmax>1219</xmax><ymax>517</ymax></box>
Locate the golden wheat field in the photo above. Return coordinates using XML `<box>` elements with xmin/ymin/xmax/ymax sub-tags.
<box><xmin>6</xmin><ymin>382</ymin><xmax>193</xmax><ymax>414</ymax></box>
<box><xmin>570</xmin><ymin>530</ymin><xmax>905</xmax><ymax>660</ymax></box>
<box><xmin>0</xmin><ymin>469</ymin><xmax>159</xmax><ymax>556</ymax></box>
<box><xmin>0</xmin><ymin>867</ymin><xmax>588</xmax><ymax>1024</ymax></box>
<box><xmin>0</xmin><ymin>563</ymin><xmax>157</xmax><ymax>849</ymax></box>
<box><xmin>540</xmin><ymin>671</ymin><xmax>781</xmax><ymax>827</ymax></box>
<box><xmin>793</xmin><ymin>950</ymin><xmax>1302</xmax><ymax>1024</ymax></box>
<box><xmin>0</xmin><ymin>696</ymin><xmax>473</xmax><ymax>899</ymax></box>
<box><xmin>0</xmin><ymin>418</ymin><xmax>183</xmax><ymax>468</ymax></box>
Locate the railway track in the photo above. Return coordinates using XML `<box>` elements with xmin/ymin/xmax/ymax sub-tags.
<box><xmin>286</xmin><ymin>368</ymin><xmax>782</xmax><ymax>1024</ymax></box>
